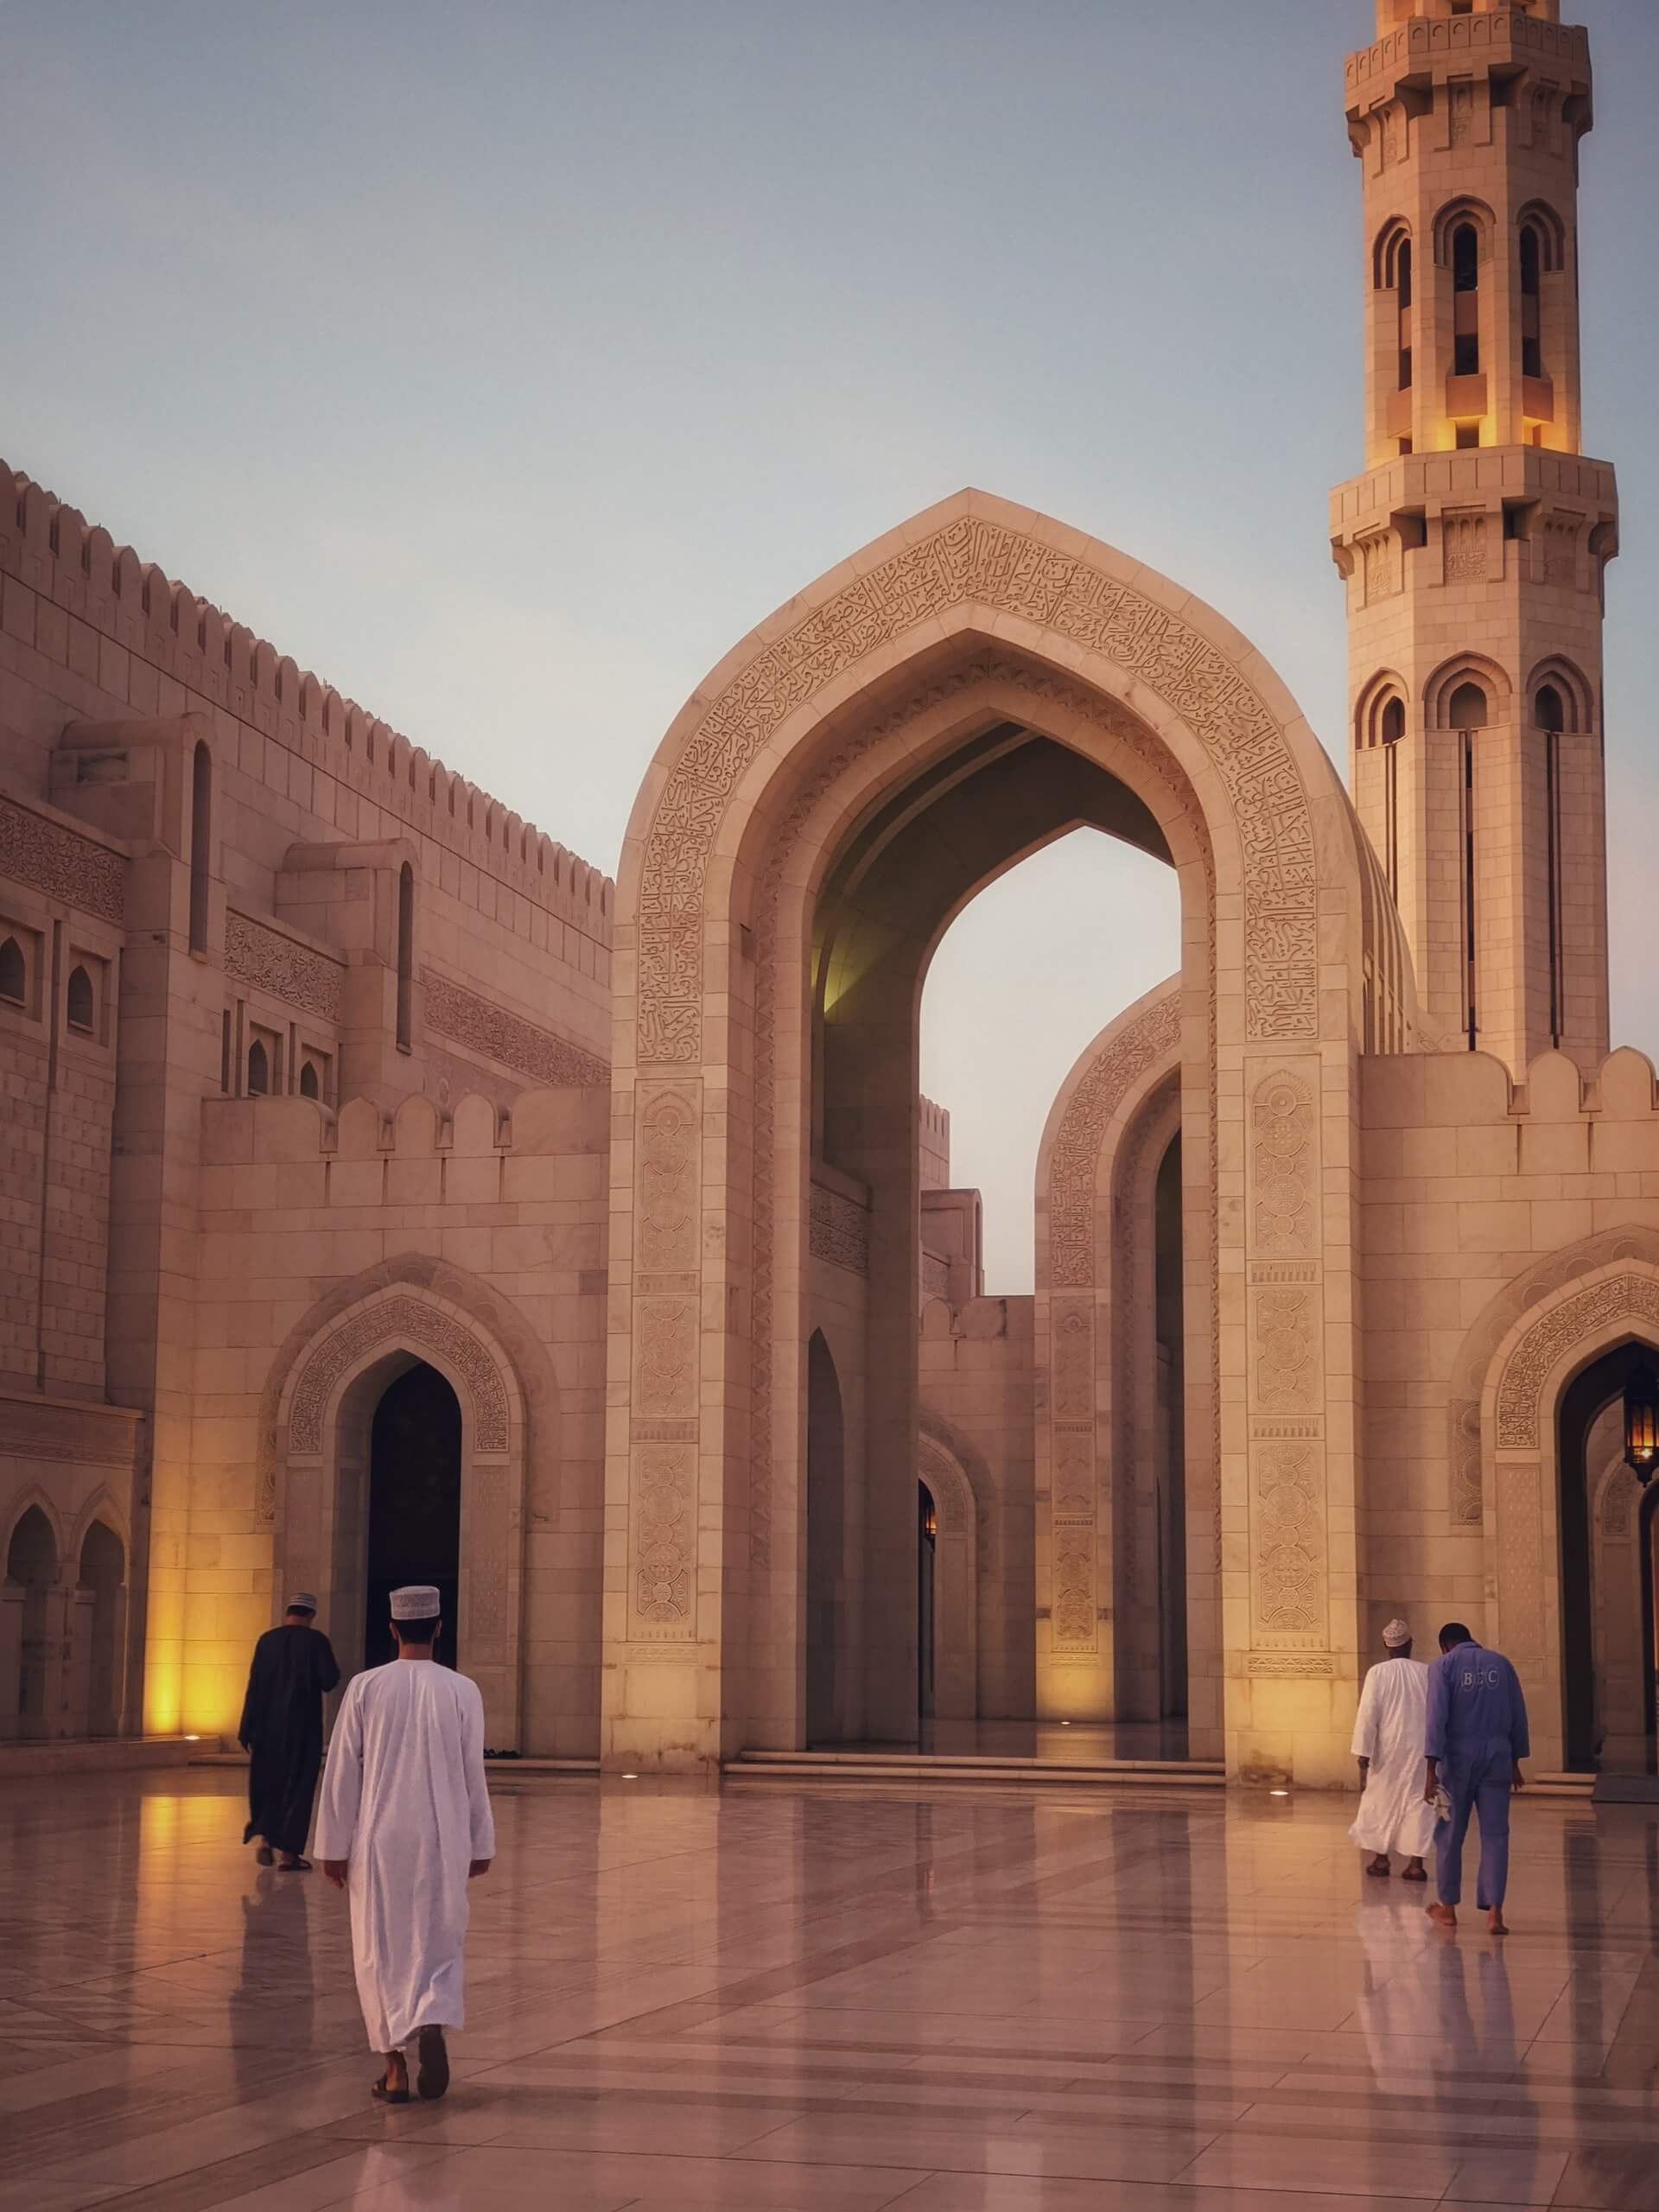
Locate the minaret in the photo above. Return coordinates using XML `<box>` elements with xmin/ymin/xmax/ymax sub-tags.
<box><xmin>1332</xmin><ymin>0</ymin><xmax>1618</xmax><ymax>1073</ymax></box>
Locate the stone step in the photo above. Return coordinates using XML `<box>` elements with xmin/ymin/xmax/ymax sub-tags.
<box><xmin>188</xmin><ymin>1751</ymin><xmax>600</xmax><ymax>1776</ymax></box>
<box><xmin>0</xmin><ymin>1735</ymin><xmax>221</xmax><ymax>1781</ymax></box>
<box><xmin>723</xmin><ymin>1751</ymin><xmax>1226</xmax><ymax>1788</ymax></box>
<box><xmin>1523</xmin><ymin>1771</ymin><xmax>1595</xmax><ymax>1799</ymax></box>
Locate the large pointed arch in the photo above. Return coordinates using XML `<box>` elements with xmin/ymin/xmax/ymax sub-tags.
<box><xmin>606</xmin><ymin>489</ymin><xmax>1376</xmax><ymax>1780</ymax></box>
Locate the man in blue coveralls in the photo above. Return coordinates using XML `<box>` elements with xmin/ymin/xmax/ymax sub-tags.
<box><xmin>1422</xmin><ymin>1621</ymin><xmax>1529</xmax><ymax>1936</ymax></box>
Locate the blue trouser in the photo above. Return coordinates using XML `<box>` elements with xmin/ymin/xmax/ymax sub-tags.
<box><xmin>1434</xmin><ymin>1745</ymin><xmax>1513</xmax><ymax>1909</ymax></box>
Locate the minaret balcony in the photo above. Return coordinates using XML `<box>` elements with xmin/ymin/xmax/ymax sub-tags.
<box><xmin>1347</xmin><ymin>10</ymin><xmax>1590</xmax><ymax>113</ymax></box>
<box><xmin>1445</xmin><ymin>372</ymin><xmax>1489</xmax><ymax>424</ymax></box>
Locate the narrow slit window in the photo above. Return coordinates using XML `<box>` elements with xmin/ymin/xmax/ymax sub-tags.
<box><xmin>396</xmin><ymin>863</ymin><xmax>414</xmax><ymax>1052</ymax></box>
<box><xmin>66</xmin><ymin>964</ymin><xmax>95</xmax><ymax>1035</ymax></box>
<box><xmin>188</xmin><ymin>741</ymin><xmax>212</xmax><ymax>954</ymax></box>
<box><xmin>247</xmin><ymin>1039</ymin><xmax>269</xmax><ymax>1096</ymax></box>
<box><xmin>300</xmin><ymin>1059</ymin><xmax>321</xmax><ymax>1100</ymax></box>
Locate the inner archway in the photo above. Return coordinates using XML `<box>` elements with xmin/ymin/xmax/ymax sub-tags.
<box><xmin>1558</xmin><ymin>1340</ymin><xmax>1656</xmax><ymax>1772</ymax></box>
<box><xmin>78</xmin><ymin>1520</ymin><xmax>126</xmax><ymax>1738</ymax></box>
<box><xmin>364</xmin><ymin>1363</ymin><xmax>462</xmax><ymax>1670</ymax></box>
<box><xmin>7</xmin><ymin>1506</ymin><xmax>59</xmax><ymax>1739</ymax></box>
<box><xmin>918</xmin><ymin>1479</ymin><xmax>938</xmax><ymax>1723</ymax></box>
<box><xmin>809</xmin><ymin>717</ymin><xmax>1198</xmax><ymax>1746</ymax></box>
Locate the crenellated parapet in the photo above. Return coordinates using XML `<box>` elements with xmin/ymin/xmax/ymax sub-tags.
<box><xmin>0</xmin><ymin>460</ymin><xmax>613</xmax><ymax>935</ymax></box>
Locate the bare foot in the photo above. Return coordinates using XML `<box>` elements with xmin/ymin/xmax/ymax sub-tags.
<box><xmin>1402</xmin><ymin>1859</ymin><xmax>1427</xmax><ymax>1883</ymax></box>
<box><xmin>1367</xmin><ymin>1853</ymin><xmax>1392</xmax><ymax>1878</ymax></box>
<box><xmin>1426</xmin><ymin>1902</ymin><xmax>1458</xmax><ymax>1931</ymax></box>
<box><xmin>1487</xmin><ymin>1908</ymin><xmax>1509</xmax><ymax>1935</ymax></box>
<box><xmin>384</xmin><ymin>2050</ymin><xmax>408</xmax><ymax>2095</ymax></box>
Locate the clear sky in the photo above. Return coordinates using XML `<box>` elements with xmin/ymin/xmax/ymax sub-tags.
<box><xmin>4</xmin><ymin>2</ymin><xmax>1654</xmax><ymax>1290</ymax></box>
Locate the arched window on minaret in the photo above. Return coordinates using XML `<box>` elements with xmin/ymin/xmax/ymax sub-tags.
<box><xmin>1447</xmin><ymin>680</ymin><xmax>1489</xmax><ymax>732</ymax></box>
<box><xmin>1517</xmin><ymin>203</ymin><xmax>1567</xmax><ymax>445</ymax></box>
<box><xmin>1435</xmin><ymin>202</ymin><xmax>1493</xmax><ymax>452</ymax></box>
<box><xmin>1536</xmin><ymin>683</ymin><xmax>1566</xmax><ymax>1047</ymax></box>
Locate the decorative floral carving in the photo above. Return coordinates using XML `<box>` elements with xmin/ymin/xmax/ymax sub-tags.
<box><xmin>422</xmin><ymin>967</ymin><xmax>607</xmax><ymax>1088</ymax></box>
<box><xmin>635</xmin><ymin>1300</ymin><xmax>697</xmax><ymax>1419</ymax></box>
<box><xmin>0</xmin><ymin>798</ymin><xmax>124</xmax><ymax>924</ymax></box>
<box><xmin>1052</xmin><ymin>1527</ymin><xmax>1096</xmax><ymax>1649</ymax></box>
<box><xmin>1254</xmin><ymin>1444</ymin><xmax>1325</xmax><ymax>1637</ymax></box>
<box><xmin>1046</xmin><ymin>992</ymin><xmax>1181</xmax><ymax>1290</ymax></box>
<box><xmin>809</xmin><ymin>1184</ymin><xmax>870</xmax><ymax>1276</ymax></box>
<box><xmin>1449</xmin><ymin>1395</ymin><xmax>1483</xmax><ymax>1527</ymax></box>
<box><xmin>1052</xmin><ymin>1428</ymin><xmax>1094</xmax><ymax>1516</ymax></box>
<box><xmin>1052</xmin><ymin>1300</ymin><xmax>1095</xmax><ymax>1421</ymax></box>
<box><xmin>1255</xmin><ymin>1288</ymin><xmax>1317</xmax><ymax>1410</ymax></box>
<box><xmin>225</xmin><ymin>911</ymin><xmax>344</xmax><ymax>1022</ymax></box>
<box><xmin>287</xmin><ymin>1296</ymin><xmax>510</xmax><ymax>1453</ymax></box>
<box><xmin>1497</xmin><ymin>1461</ymin><xmax>1544</xmax><ymax>1669</ymax></box>
<box><xmin>633</xmin><ymin>1441</ymin><xmax>693</xmax><ymax>1628</ymax></box>
<box><xmin>1252</xmin><ymin>1074</ymin><xmax>1316</xmax><ymax>1255</ymax></box>
<box><xmin>638</xmin><ymin>516</ymin><xmax>1318</xmax><ymax>1065</ymax></box>
<box><xmin>638</xmin><ymin>1084</ymin><xmax>699</xmax><ymax>1274</ymax></box>
<box><xmin>1495</xmin><ymin>1274</ymin><xmax>1659</xmax><ymax>1449</ymax></box>
<box><xmin>1246</xmin><ymin>1652</ymin><xmax>1335</xmax><ymax>1678</ymax></box>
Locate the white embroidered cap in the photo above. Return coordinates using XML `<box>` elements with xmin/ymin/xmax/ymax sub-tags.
<box><xmin>286</xmin><ymin>1592</ymin><xmax>318</xmax><ymax>1612</ymax></box>
<box><xmin>390</xmin><ymin>1585</ymin><xmax>442</xmax><ymax>1620</ymax></box>
<box><xmin>1382</xmin><ymin>1618</ymin><xmax>1412</xmax><ymax>1646</ymax></box>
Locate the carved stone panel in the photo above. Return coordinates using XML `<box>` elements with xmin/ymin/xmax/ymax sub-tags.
<box><xmin>636</xmin><ymin>1084</ymin><xmax>700</xmax><ymax>1281</ymax></box>
<box><xmin>286</xmin><ymin>1296</ymin><xmax>511</xmax><ymax>1454</ymax></box>
<box><xmin>422</xmin><ymin>967</ymin><xmax>608</xmax><ymax>1088</ymax></box>
<box><xmin>0</xmin><ymin>798</ymin><xmax>125</xmax><ymax>924</ymax></box>
<box><xmin>226</xmin><ymin>912</ymin><xmax>344</xmax><ymax>1023</ymax></box>
<box><xmin>632</xmin><ymin>1440</ymin><xmax>695</xmax><ymax>1637</ymax></box>
<box><xmin>1244</xmin><ymin>1065</ymin><xmax>1329</xmax><ymax>1656</ymax></box>
<box><xmin>809</xmin><ymin>1183</ymin><xmax>871</xmax><ymax>1277</ymax></box>
<box><xmin>1494</xmin><ymin>1274</ymin><xmax>1659</xmax><ymax>1449</ymax></box>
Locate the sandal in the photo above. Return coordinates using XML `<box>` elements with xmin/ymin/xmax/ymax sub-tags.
<box><xmin>372</xmin><ymin>2074</ymin><xmax>410</xmax><ymax>2105</ymax></box>
<box><xmin>1402</xmin><ymin>1865</ymin><xmax>1428</xmax><ymax>1883</ymax></box>
<box><xmin>277</xmin><ymin>1857</ymin><xmax>312</xmax><ymax>1872</ymax></box>
<box><xmin>416</xmin><ymin>2025</ymin><xmax>450</xmax><ymax>2101</ymax></box>
<box><xmin>1365</xmin><ymin>1861</ymin><xmax>1392</xmax><ymax>1878</ymax></box>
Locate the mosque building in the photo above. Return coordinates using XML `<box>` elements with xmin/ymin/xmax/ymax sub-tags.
<box><xmin>2</xmin><ymin>0</ymin><xmax>1648</xmax><ymax>1789</ymax></box>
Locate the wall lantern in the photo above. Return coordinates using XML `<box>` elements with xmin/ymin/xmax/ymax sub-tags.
<box><xmin>1623</xmin><ymin>1363</ymin><xmax>1659</xmax><ymax>1485</ymax></box>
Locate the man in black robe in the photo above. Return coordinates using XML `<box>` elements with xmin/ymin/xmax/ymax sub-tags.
<box><xmin>239</xmin><ymin>1594</ymin><xmax>341</xmax><ymax>1871</ymax></box>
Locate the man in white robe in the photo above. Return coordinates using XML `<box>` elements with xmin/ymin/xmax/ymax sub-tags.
<box><xmin>315</xmin><ymin>1584</ymin><xmax>494</xmax><ymax>2103</ymax></box>
<box><xmin>1349</xmin><ymin>1618</ymin><xmax>1435</xmax><ymax>1881</ymax></box>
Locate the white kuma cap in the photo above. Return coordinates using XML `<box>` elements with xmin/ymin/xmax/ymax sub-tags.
<box><xmin>390</xmin><ymin>1585</ymin><xmax>442</xmax><ymax>1619</ymax></box>
<box><xmin>1382</xmin><ymin>1618</ymin><xmax>1412</xmax><ymax>1646</ymax></box>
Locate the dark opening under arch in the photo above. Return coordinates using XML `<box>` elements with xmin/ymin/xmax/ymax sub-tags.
<box><xmin>364</xmin><ymin>1361</ymin><xmax>461</xmax><ymax>1670</ymax></box>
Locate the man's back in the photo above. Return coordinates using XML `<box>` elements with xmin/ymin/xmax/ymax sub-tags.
<box><xmin>1426</xmin><ymin>1639</ymin><xmax>1529</xmax><ymax>1761</ymax></box>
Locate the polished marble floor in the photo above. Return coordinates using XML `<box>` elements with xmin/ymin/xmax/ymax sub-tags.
<box><xmin>1</xmin><ymin>1770</ymin><xmax>1656</xmax><ymax>2210</ymax></box>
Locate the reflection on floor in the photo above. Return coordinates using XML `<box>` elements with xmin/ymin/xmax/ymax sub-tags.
<box><xmin>1</xmin><ymin>1768</ymin><xmax>1656</xmax><ymax>2209</ymax></box>
<box><xmin>823</xmin><ymin>1719</ymin><xmax>1192</xmax><ymax>1763</ymax></box>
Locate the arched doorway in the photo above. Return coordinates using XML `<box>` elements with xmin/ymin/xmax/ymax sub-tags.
<box><xmin>918</xmin><ymin>1480</ymin><xmax>938</xmax><ymax>1723</ymax></box>
<box><xmin>6</xmin><ymin>1507</ymin><xmax>59</xmax><ymax>1739</ymax></box>
<box><xmin>363</xmin><ymin>1362</ymin><xmax>462</xmax><ymax>1670</ymax></box>
<box><xmin>1558</xmin><ymin>1339</ymin><xmax>1658</xmax><ymax>1773</ymax></box>
<box><xmin>77</xmin><ymin>1521</ymin><xmax>127</xmax><ymax>1738</ymax></box>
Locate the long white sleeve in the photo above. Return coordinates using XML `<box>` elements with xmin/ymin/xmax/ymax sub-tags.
<box><xmin>312</xmin><ymin>1675</ymin><xmax>365</xmax><ymax>1859</ymax></box>
<box><xmin>461</xmin><ymin>1680</ymin><xmax>495</xmax><ymax>1860</ymax></box>
<box><xmin>1350</xmin><ymin>1666</ymin><xmax>1380</xmax><ymax>1762</ymax></box>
